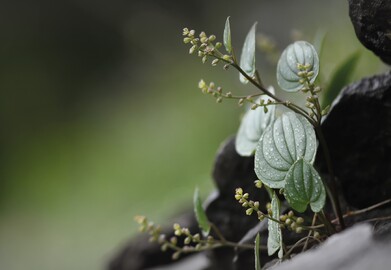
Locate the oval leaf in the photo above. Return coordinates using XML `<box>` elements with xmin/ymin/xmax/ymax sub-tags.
<box><xmin>267</xmin><ymin>192</ymin><xmax>283</xmax><ymax>257</ymax></box>
<box><xmin>254</xmin><ymin>112</ymin><xmax>317</xmax><ymax>189</ymax></box>
<box><xmin>284</xmin><ymin>159</ymin><xmax>326</xmax><ymax>213</ymax></box>
<box><xmin>224</xmin><ymin>16</ymin><xmax>232</xmax><ymax>53</ymax></box>
<box><xmin>276</xmin><ymin>41</ymin><xmax>319</xmax><ymax>92</ymax></box>
<box><xmin>193</xmin><ymin>188</ymin><xmax>210</xmax><ymax>236</ymax></box>
<box><xmin>235</xmin><ymin>87</ymin><xmax>276</xmax><ymax>156</ymax></box>
<box><xmin>239</xmin><ymin>22</ymin><xmax>257</xmax><ymax>84</ymax></box>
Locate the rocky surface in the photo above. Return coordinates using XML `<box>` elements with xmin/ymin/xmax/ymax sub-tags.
<box><xmin>349</xmin><ymin>0</ymin><xmax>391</xmax><ymax>65</ymax></box>
<box><xmin>272</xmin><ymin>224</ymin><xmax>391</xmax><ymax>270</ymax></box>
<box><xmin>317</xmin><ymin>71</ymin><xmax>391</xmax><ymax>209</ymax></box>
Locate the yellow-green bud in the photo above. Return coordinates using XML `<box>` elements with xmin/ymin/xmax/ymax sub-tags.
<box><xmin>189</xmin><ymin>30</ymin><xmax>195</xmax><ymax>36</ymax></box>
<box><xmin>216</xmin><ymin>97</ymin><xmax>223</xmax><ymax>103</ymax></box>
<box><xmin>236</xmin><ymin>188</ymin><xmax>243</xmax><ymax>195</ymax></box>
<box><xmin>246</xmin><ymin>208</ymin><xmax>253</xmax><ymax>215</ymax></box>
<box><xmin>251</xmin><ymin>104</ymin><xmax>258</xmax><ymax>110</ymax></box>
<box><xmin>198</xmin><ymin>79</ymin><xmax>206</xmax><ymax>89</ymax></box>
<box><xmin>183</xmin><ymin>37</ymin><xmax>192</xmax><ymax>44</ymax></box>
<box><xmin>189</xmin><ymin>45</ymin><xmax>197</xmax><ymax>54</ymax></box>
<box><xmin>235</xmin><ymin>194</ymin><xmax>242</xmax><ymax>200</ymax></box>
<box><xmin>222</xmin><ymin>55</ymin><xmax>232</xmax><ymax>61</ymax></box>
<box><xmin>209</xmin><ymin>35</ymin><xmax>216</xmax><ymax>41</ymax></box>
<box><xmin>254</xmin><ymin>201</ymin><xmax>260</xmax><ymax>209</ymax></box>
<box><xmin>172</xmin><ymin>251</ymin><xmax>181</xmax><ymax>260</ymax></box>
<box><xmin>243</xmin><ymin>193</ymin><xmax>249</xmax><ymax>199</ymax></box>
<box><xmin>288</xmin><ymin>211</ymin><xmax>294</xmax><ymax>217</ymax></box>
<box><xmin>254</xmin><ymin>180</ymin><xmax>263</xmax><ymax>188</ymax></box>
<box><xmin>200</xmin><ymin>36</ymin><xmax>208</xmax><ymax>43</ymax></box>
<box><xmin>215</xmin><ymin>42</ymin><xmax>222</xmax><ymax>49</ymax></box>
<box><xmin>296</xmin><ymin>217</ymin><xmax>304</xmax><ymax>224</ymax></box>
<box><xmin>285</xmin><ymin>218</ymin><xmax>292</xmax><ymax>225</ymax></box>
<box><xmin>170</xmin><ymin>236</ymin><xmax>178</xmax><ymax>245</ymax></box>
<box><xmin>161</xmin><ymin>243</ymin><xmax>168</xmax><ymax>252</ymax></box>
<box><xmin>202</xmin><ymin>55</ymin><xmax>208</xmax><ymax>63</ymax></box>
<box><xmin>212</xmin><ymin>59</ymin><xmax>219</xmax><ymax>66</ymax></box>
<box><xmin>183</xmin><ymin>28</ymin><xmax>189</xmax><ymax>36</ymax></box>
<box><xmin>295</xmin><ymin>227</ymin><xmax>303</xmax><ymax>234</ymax></box>
<box><xmin>238</xmin><ymin>98</ymin><xmax>245</xmax><ymax>106</ymax></box>
<box><xmin>184</xmin><ymin>237</ymin><xmax>191</xmax><ymax>245</ymax></box>
<box><xmin>280</xmin><ymin>215</ymin><xmax>287</xmax><ymax>222</ymax></box>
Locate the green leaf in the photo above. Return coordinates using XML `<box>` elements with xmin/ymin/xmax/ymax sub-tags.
<box><xmin>254</xmin><ymin>112</ymin><xmax>317</xmax><ymax>189</ymax></box>
<box><xmin>239</xmin><ymin>22</ymin><xmax>257</xmax><ymax>84</ymax></box>
<box><xmin>284</xmin><ymin>159</ymin><xmax>326</xmax><ymax>213</ymax></box>
<box><xmin>254</xmin><ymin>233</ymin><xmax>261</xmax><ymax>270</ymax></box>
<box><xmin>267</xmin><ymin>192</ymin><xmax>283</xmax><ymax>258</ymax></box>
<box><xmin>223</xmin><ymin>16</ymin><xmax>232</xmax><ymax>53</ymax></box>
<box><xmin>235</xmin><ymin>87</ymin><xmax>276</xmax><ymax>156</ymax></box>
<box><xmin>193</xmin><ymin>187</ymin><xmax>210</xmax><ymax>236</ymax></box>
<box><xmin>322</xmin><ymin>52</ymin><xmax>360</xmax><ymax>108</ymax></box>
<box><xmin>276</xmin><ymin>41</ymin><xmax>319</xmax><ymax>92</ymax></box>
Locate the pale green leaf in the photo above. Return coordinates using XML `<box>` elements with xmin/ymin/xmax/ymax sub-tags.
<box><xmin>239</xmin><ymin>22</ymin><xmax>257</xmax><ymax>84</ymax></box>
<box><xmin>284</xmin><ymin>159</ymin><xmax>326</xmax><ymax>213</ymax></box>
<box><xmin>254</xmin><ymin>112</ymin><xmax>317</xmax><ymax>189</ymax></box>
<box><xmin>267</xmin><ymin>192</ymin><xmax>283</xmax><ymax>257</ymax></box>
<box><xmin>235</xmin><ymin>87</ymin><xmax>276</xmax><ymax>156</ymax></box>
<box><xmin>255</xmin><ymin>233</ymin><xmax>261</xmax><ymax>270</ymax></box>
<box><xmin>276</xmin><ymin>41</ymin><xmax>319</xmax><ymax>92</ymax></box>
<box><xmin>223</xmin><ymin>16</ymin><xmax>232</xmax><ymax>53</ymax></box>
<box><xmin>193</xmin><ymin>187</ymin><xmax>210</xmax><ymax>236</ymax></box>
<box><xmin>322</xmin><ymin>52</ymin><xmax>360</xmax><ymax>108</ymax></box>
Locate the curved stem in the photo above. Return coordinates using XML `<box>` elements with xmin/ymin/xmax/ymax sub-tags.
<box><xmin>316</xmin><ymin>126</ymin><xmax>346</xmax><ymax>230</ymax></box>
<box><xmin>227</xmin><ymin>62</ymin><xmax>317</xmax><ymax>126</ymax></box>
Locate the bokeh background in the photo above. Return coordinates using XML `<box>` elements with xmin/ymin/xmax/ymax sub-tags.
<box><xmin>0</xmin><ymin>0</ymin><xmax>386</xmax><ymax>270</ymax></box>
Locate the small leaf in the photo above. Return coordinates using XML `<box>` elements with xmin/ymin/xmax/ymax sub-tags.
<box><xmin>267</xmin><ymin>192</ymin><xmax>283</xmax><ymax>257</ymax></box>
<box><xmin>254</xmin><ymin>233</ymin><xmax>261</xmax><ymax>270</ymax></box>
<box><xmin>193</xmin><ymin>187</ymin><xmax>210</xmax><ymax>236</ymax></box>
<box><xmin>284</xmin><ymin>159</ymin><xmax>326</xmax><ymax>213</ymax></box>
<box><xmin>322</xmin><ymin>52</ymin><xmax>360</xmax><ymax>108</ymax></box>
<box><xmin>254</xmin><ymin>112</ymin><xmax>317</xmax><ymax>189</ymax></box>
<box><xmin>235</xmin><ymin>87</ymin><xmax>276</xmax><ymax>156</ymax></box>
<box><xmin>223</xmin><ymin>16</ymin><xmax>232</xmax><ymax>53</ymax></box>
<box><xmin>276</xmin><ymin>41</ymin><xmax>319</xmax><ymax>92</ymax></box>
<box><xmin>239</xmin><ymin>22</ymin><xmax>257</xmax><ymax>84</ymax></box>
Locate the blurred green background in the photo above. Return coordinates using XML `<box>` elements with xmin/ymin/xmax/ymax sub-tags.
<box><xmin>0</xmin><ymin>1</ymin><xmax>386</xmax><ymax>270</ymax></box>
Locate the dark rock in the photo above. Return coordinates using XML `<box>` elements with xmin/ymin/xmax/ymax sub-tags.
<box><xmin>317</xmin><ymin>71</ymin><xmax>391</xmax><ymax>209</ymax></box>
<box><xmin>348</xmin><ymin>0</ymin><xmax>391</xmax><ymax>64</ymax></box>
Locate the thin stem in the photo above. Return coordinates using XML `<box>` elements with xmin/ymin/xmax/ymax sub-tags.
<box><xmin>319</xmin><ymin>210</ymin><xmax>336</xmax><ymax>235</ymax></box>
<box><xmin>228</xmin><ymin>62</ymin><xmax>316</xmax><ymax>126</ymax></box>
<box><xmin>316</xmin><ymin>126</ymin><xmax>346</xmax><ymax>230</ymax></box>
<box><xmin>343</xmin><ymin>198</ymin><xmax>391</xmax><ymax>218</ymax></box>
<box><xmin>303</xmin><ymin>213</ymin><xmax>317</xmax><ymax>252</ymax></box>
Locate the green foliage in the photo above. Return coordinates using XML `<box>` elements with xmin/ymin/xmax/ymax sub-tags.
<box><xmin>284</xmin><ymin>159</ymin><xmax>326</xmax><ymax>213</ymax></box>
<box><xmin>254</xmin><ymin>112</ymin><xmax>317</xmax><ymax>189</ymax></box>
<box><xmin>235</xmin><ymin>89</ymin><xmax>276</xmax><ymax>156</ymax></box>
<box><xmin>322</xmin><ymin>52</ymin><xmax>360</xmax><ymax>107</ymax></box>
<box><xmin>240</xmin><ymin>22</ymin><xmax>257</xmax><ymax>84</ymax></box>
<box><xmin>267</xmin><ymin>192</ymin><xmax>283</xmax><ymax>258</ymax></box>
<box><xmin>224</xmin><ymin>17</ymin><xmax>232</xmax><ymax>53</ymax></box>
<box><xmin>254</xmin><ymin>233</ymin><xmax>261</xmax><ymax>270</ymax></box>
<box><xmin>277</xmin><ymin>41</ymin><xmax>319</xmax><ymax>92</ymax></box>
<box><xmin>193</xmin><ymin>187</ymin><xmax>211</xmax><ymax>236</ymax></box>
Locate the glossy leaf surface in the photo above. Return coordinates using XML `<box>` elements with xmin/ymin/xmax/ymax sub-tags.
<box><xmin>276</xmin><ymin>41</ymin><xmax>319</xmax><ymax>92</ymax></box>
<box><xmin>254</xmin><ymin>112</ymin><xmax>317</xmax><ymax>189</ymax></box>
<box><xmin>239</xmin><ymin>22</ymin><xmax>257</xmax><ymax>84</ymax></box>
<box><xmin>284</xmin><ymin>159</ymin><xmax>326</xmax><ymax>213</ymax></box>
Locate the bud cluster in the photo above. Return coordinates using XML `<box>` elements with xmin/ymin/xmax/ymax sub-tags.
<box><xmin>279</xmin><ymin>210</ymin><xmax>305</xmax><ymax>234</ymax></box>
<box><xmin>198</xmin><ymin>79</ymin><xmax>274</xmax><ymax>110</ymax></box>
<box><xmin>135</xmin><ymin>216</ymin><xmax>216</xmax><ymax>261</ymax></box>
<box><xmin>235</xmin><ymin>188</ymin><xmax>266</xmax><ymax>221</ymax></box>
<box><xmin>183</xmin><ymin>27</ymin><xmax>232</xmax><ymax>67</ymax></box>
